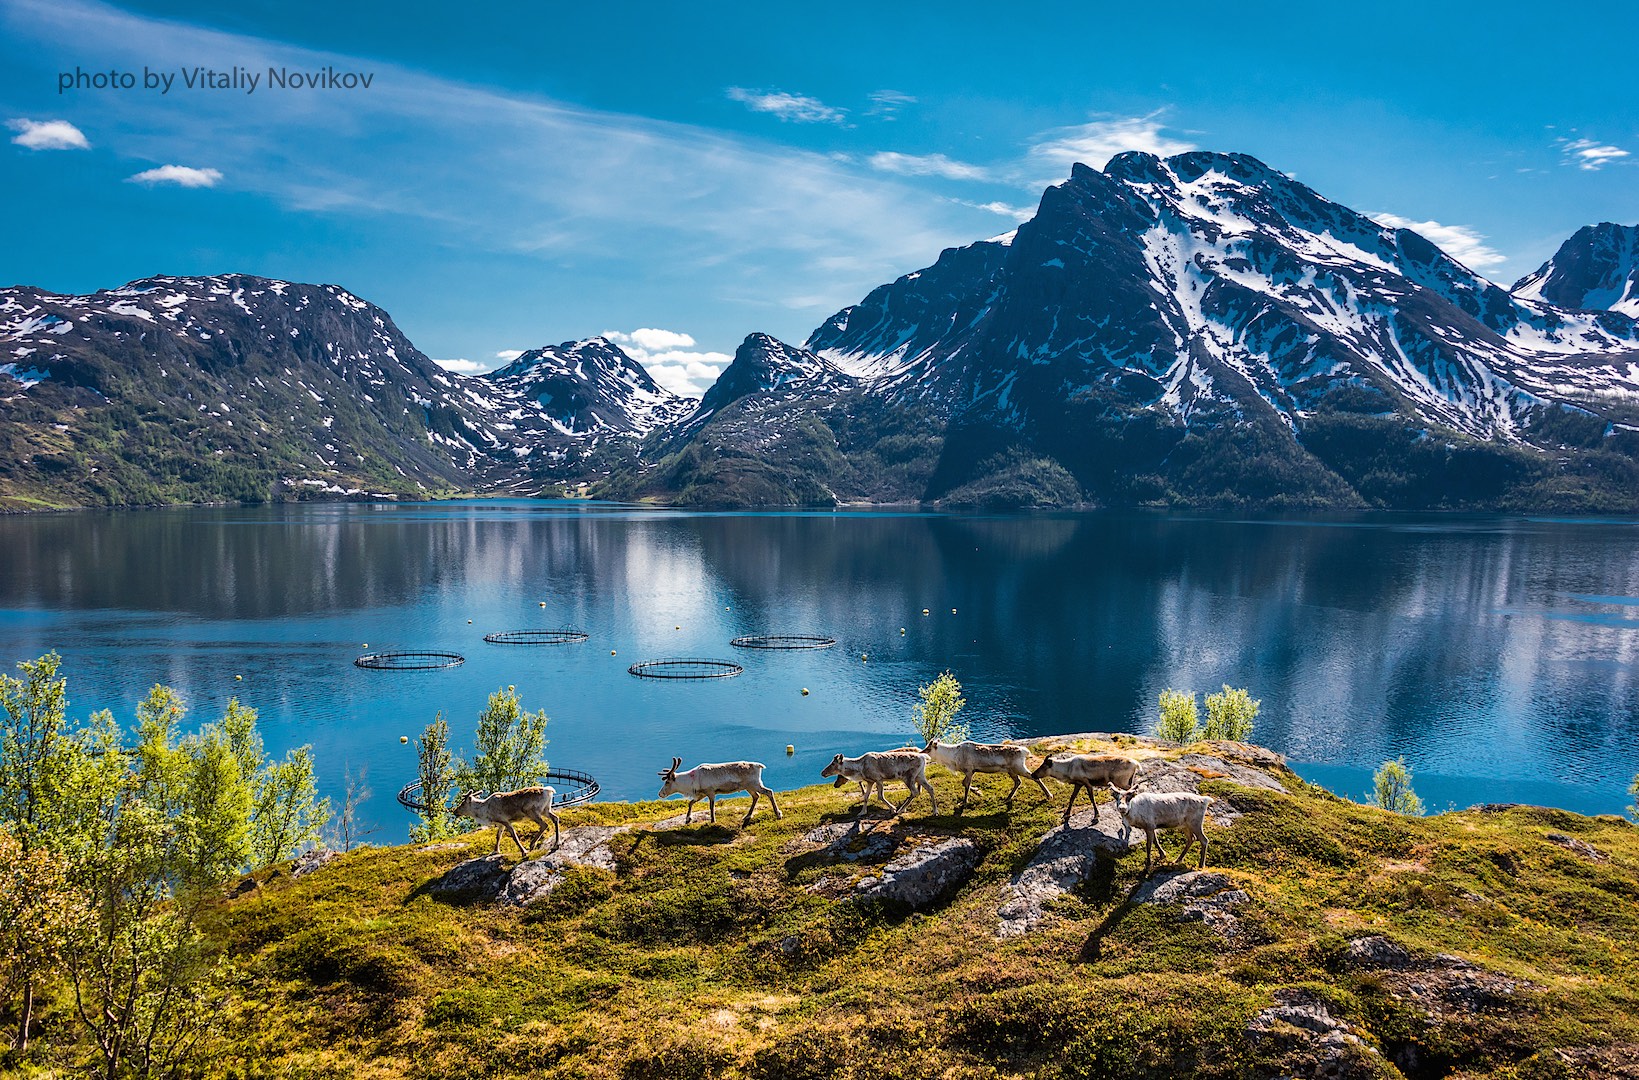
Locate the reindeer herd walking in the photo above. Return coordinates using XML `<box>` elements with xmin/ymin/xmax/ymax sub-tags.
<box><xmin>454</xmin><ymin>739</ymin><xmax>1214</xmax><ymax>872</ymax></box>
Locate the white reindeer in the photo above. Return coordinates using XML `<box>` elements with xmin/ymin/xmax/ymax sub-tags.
<box><xmin>1112</xmin><ymin>787</ymin><xmax>1214</xmax><ymax>871</ymax></box>
<box><xmin>1030</xmin><ymin>753</ymin><xmax>1140</xmax><ymax>825</ymax></box>
<box><xmin>453</xmin><ymin>786</ymin><xmax>560</xmax><ymax>857</ymax></box>
<box><xmin>657</xmin><ymin>758</ymin><xmax>782</xmax><ymax>827</ymax></box>
<box><xmin>820</xmin><ymin>750</ymin><xmax>938</xmax><ymax>816</ymax></box>
<box><xmin>923</xmin><ymin>739</ymin><xmax>1050</xmax><ymax>813</ymax></box>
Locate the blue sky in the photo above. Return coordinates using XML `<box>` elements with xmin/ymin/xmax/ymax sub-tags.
<box><xmin>1</xmin><ymin>0</ymin><xmax>1635</xmax><ymax>395</ymax></box>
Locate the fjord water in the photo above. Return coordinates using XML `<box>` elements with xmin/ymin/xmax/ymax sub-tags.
<box><xmin>1</xmin><ymin>501</ymin><xmax>1635</xmax><ymax>836</ymax></box>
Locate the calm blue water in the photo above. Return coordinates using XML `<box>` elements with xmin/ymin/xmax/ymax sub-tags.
<box><xmin>1</xmin><ymin>500</ymin><xmax>1636</xmax><ymax>837</ymax></box>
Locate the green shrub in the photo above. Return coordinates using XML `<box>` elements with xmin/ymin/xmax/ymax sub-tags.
<box><xmin>1370</xmin><ymin>758</ymin><xmax>1425</xmax><ymax>816</ymax></box>
<box><xmin>1157</xmin><ymin>689</ymin><xmax>1199</xmax><ymax>743</ymax></box>
<box><xmin>913</xmin><ymin>671</ymin><xmax>968</xmax><ymax>745</ymax></box>
<box><xmin>1202</xmin><ymin>685</ymin><xmax>1259</xmax><ymax>742</ymax></box>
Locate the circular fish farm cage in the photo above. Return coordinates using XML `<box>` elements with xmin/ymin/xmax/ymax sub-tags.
<box><xmin>730</xmin><ymin>634</ymin><xmax>837</xmax><ymax>650</ymax></box>
<box><xmin>483</xmin><ymin>629</ymin><xmax>590</xmax><ymax>646</ymax></box>
<box><xmin>355</xmin><ymin>651</ymin><xmax>465</xmax><ymax>671</ymax></box>
<box><xmin>627</xmin><ymin>657</ymin><xmax>745</xmax><ymax>680</ymax></box>
<box><xmin>396</xmin><ymin>767</ymin><xmax>600</xmax><ymax>814</ymax></box>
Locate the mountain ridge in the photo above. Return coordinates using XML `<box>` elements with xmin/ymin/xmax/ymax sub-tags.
<box><xmin>4</xmin><ymin>154</ymin><xmax>1638</xmax><ymax>512</ymax></box>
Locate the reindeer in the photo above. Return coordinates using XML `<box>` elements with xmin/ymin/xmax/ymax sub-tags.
<box><xmin>923</xmin><ymin>738</ymin><xmax>1050</xmax><ymax>813</ymax></box>
<box><xmin>820</xmin><ymin>750</ymin><xmax>938</xmax><ymax>816</ymax></box>
<box><xmin>452</xmin><ymin>786</ymin><xmax>560</xmax><ymax>857</ymax></box>
<box><xmin>657</xmin><ymin>758</ymin><xmax>782</xmax><ymax>826</ymax></box>
<box><xmin>1112</xmin><ymin>787</ymin><xmax>1215</xmax><ymax>872</ymax></box>
<box><xmin>1030</xmin><ymin>753</ymin><xmax>1140</xmax><ymax>825</ymax></box>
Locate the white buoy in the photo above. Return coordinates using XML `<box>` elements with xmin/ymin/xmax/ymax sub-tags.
<box><xmin>801</xmin><ymin>687</ymin><xmax>809</xmax><ymax>696</ymax></box>
<box><xmin>922</xmin><ymin>609</ymin><xmax>930</xmax><ymax>615</ymax></box>
<box><xmin>399</xmin><ymin>735</ymin><xmax>408</xmax><ymax>744</ymax></box>
<box><xmin>235</xmin><ymin>674</ymin><xmax>242</xmax><ymax>680</ymax></box>
<box><xmin>786</xmin><ymin>744</ymin><xmax>795</xmax><ymax>755</ymax></box>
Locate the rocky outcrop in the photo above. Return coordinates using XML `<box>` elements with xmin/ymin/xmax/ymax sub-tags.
<box><xmin>853</xmin><ymin>837</ymin><xmax>981</xmax><ymax>910</ymax></box>
<box><xmin>997</xmin><ymin>808</ymin><xmax>1132</xmax><ymax>938</ymax></box>
<box><xmin>429</xmin><ymin>826</ymin><xmax>628</xmax><ymax>905</ymax></box>
<box><xmin>290</xmin><ymin>849</ymin><xmax>341</xmax><ymax>878</ymax></box>
<box><xmin>1246</xmin><ymin>988</ymin><xmax>1381</xmax><ymax>1079</ymax></box>
<box><xmin>1132</xmin><ymin>869</ymin><xmax>1248</xmax><ymax>937</ymax></box>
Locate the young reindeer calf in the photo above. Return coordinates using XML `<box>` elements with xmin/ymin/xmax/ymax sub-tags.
<box><xmin>1112</xmin><ymin>787</ymin><xmax>1214</xmax><ymax>872</ymax></box>
<box><xmin>453</xmin><ymin>786</ymin><xmax>560</xmax><ymax>858</ymax></box>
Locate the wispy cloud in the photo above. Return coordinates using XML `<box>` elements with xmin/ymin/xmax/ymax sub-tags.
<box><xmin>725</xmin><ymin>87</ymin><xmax>847</xmax><ymax>124</ymax></box>
<box><xmin>7</xmin><ymin>117</ymin><xmax>89</xmax><ymax>150</ymax></box>
<box><xmin>494</xmin><ymin>349</ymin><xmax>527</xmax><ymax>362</ymax></box>
<box><xmin>1371</xmin><ymin>212</ymin><xmax>1506</xmax><ymax>271</ymax></box>
<box><xmin>1558</xmin><ymin>136</ymin><xmax>1630</xmax><ymax>171</ymax></box>
<box><xmin>0</xmin><ymin>0</ymin><xmax>993</xmax><ymax>339</ymax></box>
<box><xmin>126</xmin><ymin>164</ymin><xmax>223</xmax><ymax>188</ymax></box>
<box><xmin>1027</xmin><ymin>110</ymin><xmax>1196</xmax><ymax>177</ymax></box>
<box><xmin>868</xmin><ymin>151</ymin><xmax>991</xmax><ymax>182</ymax></box>
<box><xmin>433</xmin><ymin>357</ymin><xmax>493</xmax><ymax>375</ymax></box>
<box><xmin>603</xmin><ymin>328</ymin><xmax>728</xmax><ymax>397</ymax></box>
<box><xmin>959</xmin><ymin>199</ymin><xmax>1035</xmax><ymax>219</ymax></box>
<box><xmin>866</xmin><ymin>90</ymin><xmax>917</xmax><ymax>119</ymax></box>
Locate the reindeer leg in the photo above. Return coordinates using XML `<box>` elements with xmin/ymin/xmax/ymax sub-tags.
<box><xmin>493</xmin><ymin>826</ymin><xmax>503</xmax><ymax>855</ymax></box>
<box><xmin>1062</xmin><ymin>782</ymin><xmax>1079</xmax><ymax>826</ymax></box>
<box><xmin>764</xmin><ymin>785</ymin><xmax>782</xmax><ymax>820</ymax></box>
<box><xmin>707</xmin><ymin>795</ymin><xmax>717</xmax><ymax>824</ymax></box>
<box><xmin>1198</xmin><ymin>830</ymin><xmax>1208</xmax><ymax>869</ymax></box>
<box><xmin>957</xmin><ymin>771</ymin><xmax>973</xmax><ymax>814</ymax></box>
<box><xmin>1034</xmin><ymin>772</ymin><xmax>1052</xmax><ymax>800</ymax></box>
<box><xmin>685</xmin><ymin>796</ymin><xmax>698</xmax><ymax>824</ymax></box>
<box><xmin>743</xmin><ymin>789</ymin><xmax>759</xmax><ymax>827</ymax></box>
<box><xmin>546</xmin><ymin>808</ymin><xmax>561</xmax><ymax>852</ymax></box>
<box><xmin>505</xmin><ymin>823</ymin><xmax>528</xmax><ymax>859</ymax></box>
<box><xmin>1004</xmin><ymin>772</ymin><xmax>1021</xmax><ymax>807</ymax></box>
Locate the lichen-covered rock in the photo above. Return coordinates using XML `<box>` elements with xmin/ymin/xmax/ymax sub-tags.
<box><xmin>428</xmin><ymin>854</ymin><xmax>511</xmax><ymax>901</ymax></box>
<box><xmin>1175</xmin><ymin>753</ymin><xmax>1288</xmax><ymax>793</ymax></box>
<box><xmin>1345</xmin><ymin>935</ymin><xmax>1415</xmax><ymax>970</ymax></box>
<box><xmin>1546</xmin><ymin>831</ymin><xmax>1608</xmax><ymax>861</ymax></box>
<box><xmin>997</xmin><ymin>809</ymin><xmax>1132</xmax><ymax>937</ymax></box>
<box><xmin>801</xmin><ymin>820</ymin><xmax>899</xmax><ymax>863</ymax></box>
<box><xmin>1246</xmin><ymin>988</ymin><xmax>1381</xmax><ymax>1079</ymax></box>
<box><xmin>1132</xmin><ymin>869</ymin><xmax>1248</xmax><ymax>936</ymax></box>
<box><xmin>854</xmin><ymin>837</ymin><xmax>980</xmax><ymax>909</ymax></box>
<box><xmin>290</xmin><ymin>849</ymin><xmax>340</xmax><ymax>878</ymax></box>
<box><xmin>500</xmin><ymin>826</ymin><xmax>627</xmax><ymax>906</ymax></box>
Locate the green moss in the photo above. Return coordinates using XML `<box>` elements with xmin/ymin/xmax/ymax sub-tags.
<box><xmin>27</xmin><ymin>741</ymin><xmax>1630</xmax><ymax>1079</ymax></box>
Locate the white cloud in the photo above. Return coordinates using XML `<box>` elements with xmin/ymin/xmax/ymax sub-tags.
<box><xmin>127</xmin><ymin>164</ymin><xmax>223</xmax><ymax>188</ymax></box>
<box><xmin>725</xmin><ymin>87</ymin><xmax>847</xmax><ymax>124</ymax></box>
<box><xmin>7</xmin><ymin>117</ymin><xmax>89</xmax><ymax>150</ymax></box>
<box><xmin>1371</xmin><ymin>212</ymin><xmax>1507</xmax><ymax>271</ymax></box>
<box><xmin>956</xmin><ymin>199</ymin><xmax>1034</xmax><ymax>219</ymax></box>
<box><xmin>603</xmin><ymin>328</ymin><xmax>729</xmax><ymax>397</ymax></box>
<box><xmin>1558</xmin><ymin>137</ymin><xmax>1630</xmax><ymax>171</ymax></box>
<box><xmin>433</xmin><ymin>357</ymin><xmax>493</xmax><ymax>375</ymax></box>
<box><xmin>0</xmin><ymin>0</ymin><xmax>1017</xmax><ymax>348</ymax></box>
<box><xmin>494</xmin><ymin>349</ymin><xmax>526</xmax><ymax>362</ymax></box>
<box><xmin>1027</xmin><ymin>111</ymin><xmax>1196</xmax><ymax>176</ymax></box>
<box><xmin>868</xmin><ymin>151</ymin><xmax>991</xmax><ymax>181</ymax></box>
<box><xmin>866</xmin><ymin>90</ymin><xmax>917</xmax><ymax>119</ymax></box>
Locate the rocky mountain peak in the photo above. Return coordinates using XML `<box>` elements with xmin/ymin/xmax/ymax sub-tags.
<box><xmin>1512</xmin><ymin>222</ymin><xmax>1639</xmax><ymax>317</ymax></box>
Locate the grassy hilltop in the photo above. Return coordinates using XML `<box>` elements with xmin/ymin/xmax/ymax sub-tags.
<box><xmin>160</xmin><ymin>738</ymin><xmax>1639</xmax><ymax>1078</ymax></box>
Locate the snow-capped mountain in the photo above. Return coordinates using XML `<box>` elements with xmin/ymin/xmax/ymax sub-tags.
<box><xmin>0</xmin><ymin>277</ymin><xmax>683</xmax><ymax>506</ymax></box>
<box><xmin>623</xmin><ymin>152</ymin><xmax>1639</xmax><ymax>509</ymax></box>
<box><xmin>1512</xmin><ymin>222</ymin><xmax>1639</xmax><ymax>318</ymax></box>
<box><xmin>487</xmin><ymin>336</ymin><xmax>692</xmax><ymax>438</ymax></box>
<box><xmin>684</xmin><ymin>333</ymin><xmax>847</xmax><ymax>428</ymax></box>
<box><xmin>5</xmin><ymin>158</ymin><xmax>1638</xmax><ymax>512</ymax></box>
